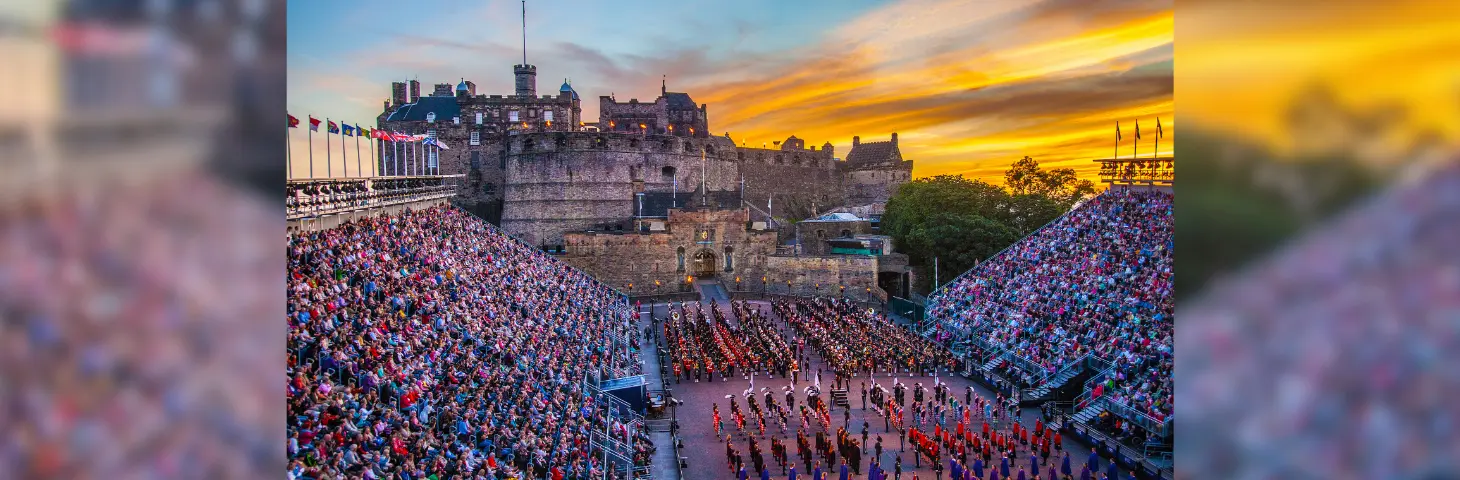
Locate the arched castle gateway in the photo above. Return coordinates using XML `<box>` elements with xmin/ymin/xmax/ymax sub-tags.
<box><xmin>376</xmin><ymin>63</ymin><xmax>912</xmax><ymax>301</ymax></box>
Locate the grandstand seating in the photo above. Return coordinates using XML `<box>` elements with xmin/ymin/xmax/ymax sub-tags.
<box><xmin>926</xmin><ymin>189</ymin><xmax>1174</xmax><ymax>433</ymax></box>
<box><xmin>286</xmin><ymin>206</ymin><xmax>649</xmax><ymax>479</ymax></box>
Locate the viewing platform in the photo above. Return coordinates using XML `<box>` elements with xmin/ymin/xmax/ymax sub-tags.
<box><xmin>286</xmin><ymin>175</ymin><xmax>462</xmax><ymax>230</ymax></box>
<box><xmin>1095</xmin><ymin>156</ymin><xmax>1174</xmax><ymax>186</ymax></box>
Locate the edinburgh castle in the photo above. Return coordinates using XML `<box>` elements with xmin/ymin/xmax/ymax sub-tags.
<box><xmin>375</xmin><ymin>62</ymin><xmax>914</xmax><ymax>301</ymax></box>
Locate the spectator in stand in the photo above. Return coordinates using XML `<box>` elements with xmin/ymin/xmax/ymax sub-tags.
<box><xmin>286</xmin><ymin>206</ymin><xmax>649</xmax><ymax>479</ymax></box>
<box><xmin>929</xmin><ymin>189</ymin><xmax>1173</xmax><ymax>431</ymax></box>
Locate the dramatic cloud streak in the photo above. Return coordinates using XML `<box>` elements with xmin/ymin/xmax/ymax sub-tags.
<box><xmin>287</xmin><ymin>0</ymin><xmax>1172</xmax><ymax>183</ymax></box>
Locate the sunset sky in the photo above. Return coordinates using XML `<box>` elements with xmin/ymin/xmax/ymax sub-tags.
<box><xmin>1178</xmin><ymin>0</ymin><xmax>1460</xmax><ymax>158</ymax></box>
<box><xmin>287</xmin><ymin>0</ymin><xmax>1174</xmax><ymax>182</ymax></box>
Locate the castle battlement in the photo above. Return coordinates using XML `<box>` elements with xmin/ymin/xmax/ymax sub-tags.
<box><xmin>504</xmin><ymin>131</ymin><xmax>739</xmax><ymax>157</ymax></box>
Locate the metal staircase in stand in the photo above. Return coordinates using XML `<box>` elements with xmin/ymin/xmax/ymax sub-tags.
<box><xmin>981</xmin><ymin>356</ymin><xmax>1003</xmax><ymax>374</ymax></box>
<box><xmin>1023</xmin><ymin>354</ymin><xmax>1092</xmax><ymax>401</ymax></box>
<box><xmin>1070</xmin><ymin>397</ymin><xmax>1107</xmax><ymax>425</ymax></box>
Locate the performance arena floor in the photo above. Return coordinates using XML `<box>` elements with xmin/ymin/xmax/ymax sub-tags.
<box><xmin>637</xmin><ymin>299</ymin><xmax>1119</xmax><ymax>480</ymax></box>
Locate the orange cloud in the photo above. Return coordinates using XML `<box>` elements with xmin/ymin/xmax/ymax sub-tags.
<box><xmin>1177</xmin><ymin>0</ymin><xmax>1460</xmax><ymax>157</ymax></box>
<box><xmin>686</xmin><ymin>0</ymin><xmax>1174</xmax><ymax>184</ymax></box>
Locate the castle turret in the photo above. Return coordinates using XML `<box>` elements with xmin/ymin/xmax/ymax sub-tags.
<box><xmin>891</xmin><ymin>132</ymin><xmax>897</xmax><ymax>145</ymax></box>
<box><xmin>514</xmin><ymin>64</ymin><xmax>537</xmax><ymax>98</ymax></box>
<box><xmin>391</xmin><ymin>82</ymin><xmax>407</xmax><ymax>107</ymax></box>
<box><xmin>853</xmin><ymin>136</ymin><xmax>860</xmax><ymax>147</ymax></box>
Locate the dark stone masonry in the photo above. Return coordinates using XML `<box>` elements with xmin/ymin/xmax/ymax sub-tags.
<box><xmin>374</xmin><ymin>62</ymin><xmax>913</xmax><ymax>296</ymax></box>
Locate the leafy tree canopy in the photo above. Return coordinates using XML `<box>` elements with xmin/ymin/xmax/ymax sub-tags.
<box><xmin>885</xmin><ymin>157</ymin><xmax>1096</xmax><ymax>294</ymax></box>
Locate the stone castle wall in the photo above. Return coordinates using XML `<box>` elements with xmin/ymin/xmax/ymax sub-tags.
<box><xmin>763</xmin><ymin>255</ymin><xmax>886</xmax><ymax>302</ymax></box>
<box><xmin>846</xmin><ymin>162</ymin><xmax>913</xmax><ymax>206</ymax></box>
<box><xmin>499</xmin><ymin>132</ymin><xmax>748</xmax><ymax>246</ymax></box>
<box><xmin>734</xmin><ymin>145</ymin><xmax>846</xmax><ymax>219</ymax></box>
<box><xmin>559</xmin><ymin>208</ymin><xmax>778</xmax><ymax>292</ymax></box>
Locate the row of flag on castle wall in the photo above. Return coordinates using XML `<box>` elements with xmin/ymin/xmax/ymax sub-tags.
<box><xmin>287</xmin><ymin>112</ymin><xmax>452</xmax><ymax>179</ymax></box>
<box><xmin>287</xmin><ymin>114</ymin><xmax>450</xmax><ymax>149</ymax></box>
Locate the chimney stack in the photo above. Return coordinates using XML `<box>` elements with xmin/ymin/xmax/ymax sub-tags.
<box><xmin>852</xmin><ymin>136</ymin><xmax>860</xmax><ymax>146</ymax></box>
<box><xmin>891</xmin><ymin>132</ymin><xmax>898</xmax><ymax>145</ymax></box>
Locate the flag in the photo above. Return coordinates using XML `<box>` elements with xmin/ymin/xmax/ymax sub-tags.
<box><xmin>356</xmin><ymin>124</ymin><xmax>368</xmax><ymax>137</ymax></box>
<box><xmin>342</xmin><ymin>124</ymin><xmax>355</xmax><ymax>136</ymax></box>
<box><xmin>288</xmin><ymin>114</ymin><xmax>299</xmax><ymax>128</ymax></box>
<box><xmin>1157</xmin><ymin>118</ymin><xmax>1163</xmax><ymax>138</ymax></box>
<box><xmin>309</xmin><ymin>116</ymin><xmax>320</xmax><ymax>131</ymax></box>
<box><xmin>371</xmin><ymin>129</ymin><xmax>388</xmax><ymax>140</ymax></box>
<box><xmin>1135</xmin><ymin>120</ymin><xmax>1141</xmax><ymax>140</ymax></box>
<box><xmin>328</xmin><ymin>121</ymin><xmax>340</xmax><ymax>134</ymax></box>
<box><xmin>434</xmin><ymin>139</ymin><xmax>450</xmax><ymax>150</ymax></box>
<box><xmin>1115</xmin><ymin>121</ymin><xmax>1121</xmax><ymax>141</ymax></box>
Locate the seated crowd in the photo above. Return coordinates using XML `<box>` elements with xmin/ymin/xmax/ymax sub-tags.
<box><xmin>286</xmin><ymin>206</ymin><xmax>649</xmax><ymax>479</ymax></box>
<box><xmin>930</xmin><ymin>189</ymin><xmax>1174</xmax><ymax>423</ymax></box>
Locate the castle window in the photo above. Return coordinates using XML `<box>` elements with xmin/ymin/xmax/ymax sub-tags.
<box><xmin>427</xmin><ymin>129</ymin><xmax>436</xmax><ymax>138</ymax></box>
<box><xmin>470</xmin><ymin>151</ymin><xmax>481</xmax><ymax>170</ymax></box>
<box><xmin>544</xmin><ymin>110</ymin><xmax>554</xmax><ymax>122</ymax></box>
<box><xmin>475</xmin><ymin>112</ymin><xmax>483</xmax><ymax>125</ymax></box>
<box><xmin>677</xmin><ymin>247</ymin><xmax>685</xmax><ymax>272</ymax></box>
<box><xmin>509</xmin><ymin>110</ymin><xmax>519</xmax><ymax>122</ymax></box>
<box><xmin>683</xmin><ymin>142</ymin><xmax>692</xmax><ymax>153</ymax></box>
<box><xmin>453</xmin><ymin>116</ymin><xmax>460</xmax><ymax>125</ymax></box>
<box><xmin>499</xmin><ymin>149</ymin><xmax>507</xmax><ymax>169</ymax></box>
<box><xmin>470</xmin><ymin>131</ymin><xmax>480</xmax><ymax>146</ymax></box>
<box><xmin>841</xmin><ymin>229</ymin><xmax>852</xmax><ymax>238</ymax></box>
<box><xmin>523</xmin><ymin>139</ymin><xmax>534</xmax><ymax>152</ymax></box>
<box><xmin>661</xmin><ymin>166</ymin><xmax>676</xmax><ymax>181</ymax></box>
<box><xmin>426</xmin><ymin>112</ymin><xmax>436</xmax><ymax>123</ymax></box>
<box><xmin>738</xmin><ymin>152</ymin><xmax>744</xmax><ymax>160</ymax></box>
<box><xmin>529</xmin><ymin>109</ymin><xmax>537</xmax><ymax>118</ymax></box>
<box><xmin>661</xmin><ymin>139</ymin><xmax>671</xmax><ymax>151</ymax></box>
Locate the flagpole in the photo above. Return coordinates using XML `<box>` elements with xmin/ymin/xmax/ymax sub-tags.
<box><xmin>1154</xmin><ymin>119</ymin><xmax>1159</xmax><ymax>159</ymax></box>
<box><xmin>341</xmin><ymin>125</ymin><xmax>347</xmax><ymax>177</ymax></box>
<box><xmin>326</xmin><ymin>118</ymin><xmax>333</xmax><ymax>178</ymax></box>
<box><xmin>308</xmin><ymin>119</ymin><xmax>315</xmax><ymax>178</ymax></box>
<box><xmin>356</xmin><ymin>131</ymin><xmax>362</xmax><ymax>178</ymax></box>
<box><xmin>286</xmin><ymin>125</ymin><xmax>292</xmax><ymax>180</ymax></box>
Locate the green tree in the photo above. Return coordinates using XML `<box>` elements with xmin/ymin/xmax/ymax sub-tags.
<box><xmin>1004</xmin><ymin>155</ymin><xmax>1097</xmax><ymax>208</ymax></box>
<box><xmin>903</xmin><ymin>211</ymin><xmax>1018</xmax><ymax>285</ymax></box>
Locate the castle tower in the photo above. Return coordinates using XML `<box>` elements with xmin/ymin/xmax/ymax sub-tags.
<box><xmin>391</xmin><ymin>81</ymin><xmax>407</xmax><ymax>107</ymax></box>
<box><xmin>514</xmin><ymin>0</ymin><xmax>536</xmax><ymax>98</ymax></box>
<box><xmin>515</xmin><ymin>65</ymin><xmax>537</xmax><ymax>98</ymax></box>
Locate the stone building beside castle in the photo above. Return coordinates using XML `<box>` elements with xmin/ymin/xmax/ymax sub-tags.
<box><xmin>375</xmin><ymin>61</ymin><xmax>913</xmax><ymax>301</ymax></box>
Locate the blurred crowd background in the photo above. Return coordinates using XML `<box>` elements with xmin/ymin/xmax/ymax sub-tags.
<box><xmin>0</xmin><ymin>0</ymin><xmax>284</xmax><ymax>478</ymax></box>
<box><xmin>0</xmin><ymin>0</ymin><xmax>1456</xmax><ymax>478</ymax></box>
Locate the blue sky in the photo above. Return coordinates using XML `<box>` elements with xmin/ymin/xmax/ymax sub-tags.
<box><xmin>288</xmin><ymin>0</ymin><xmax>1173</xmax><ymax>181</ymax></box>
